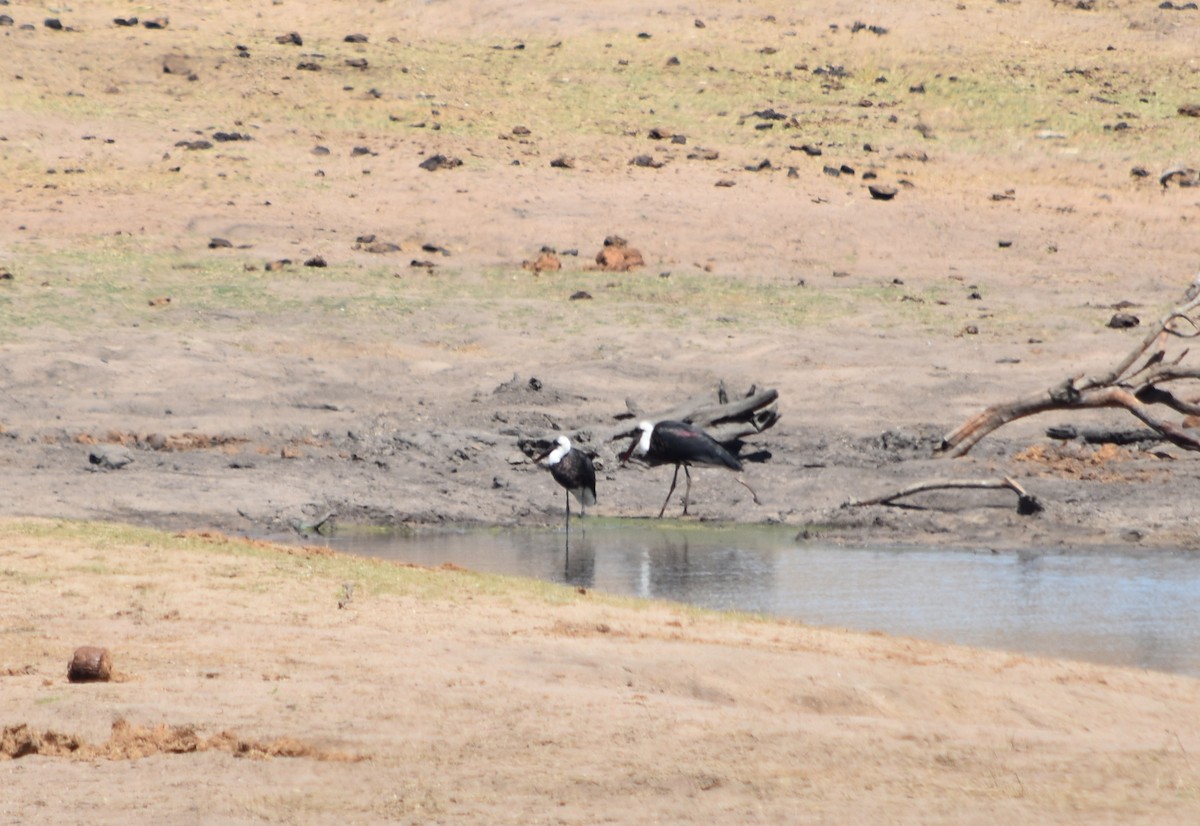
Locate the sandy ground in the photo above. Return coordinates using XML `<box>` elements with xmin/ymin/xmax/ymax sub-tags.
<box><xmin>3</xmin><ymin>0</ymin><xmax>1200</xmax><ymax>821</ymax></box>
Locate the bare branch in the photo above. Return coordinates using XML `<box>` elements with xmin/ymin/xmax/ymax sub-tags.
<box><xmin>940</xmin><ymin>279</ymin><xmax>1200</xmax><ymax>456</ymax></box>
<box><xmin>846</xmin><ymin>476</ymin><xmax>1043</xmax><ymax>515</ymax></box>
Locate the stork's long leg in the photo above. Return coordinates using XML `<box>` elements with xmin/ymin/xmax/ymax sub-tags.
<box><xmin>564</xmin><ymin>489</ymin><xmax>570</xmax><ymax>533</ymax></box>
<box><xmin>682</xmin><ymin>465</ymin><xmax>693</xmax><ymax>515</ymax></box>
<box><xmin>657</xmin><ymin>464</ymin><xmax>682</xmax><ymax>518</ymax></box>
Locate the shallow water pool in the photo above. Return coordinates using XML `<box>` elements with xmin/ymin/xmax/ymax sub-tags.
<box><xmin>309</xmin><ymin>522</ymin><xmax>1200</xmax><ymax>677</ymax></box>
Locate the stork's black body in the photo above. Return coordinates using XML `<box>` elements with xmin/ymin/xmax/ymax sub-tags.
<box><xmin>536</xmin><ymin>436</ymin><xmax>596</xmax><ymax>530</ymax></box>
<box><xmin>620</xmin><ymin>420</ymin><xmax>757</xmax><ymax>517</ymax></box>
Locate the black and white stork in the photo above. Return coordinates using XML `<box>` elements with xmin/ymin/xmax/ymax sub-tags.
<box><xmin>536</xmin><ymin>435</ymin><xmax>597</xmax><ymax>529</ymax></box>
<box><xmin>619</xmin><ymin>420</ymin><xmax>759</xmax><ymax>517</ymax></box>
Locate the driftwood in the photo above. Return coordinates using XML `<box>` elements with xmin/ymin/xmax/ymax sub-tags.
<box><xmin>607</xmin><ymin>380</ymin><xmax>780</xmax><ymax>445</ymax></box>
<box><xmin>940</xmin><ymin>276</ymin><xmax>1200</xmax><ymax>458</ymax></box>
<box><xmin>846</xmin><ymin>477</ymin><xmax>1044</xmax><ymax>515</ymax></box>
<box><xmin>68</xmin><ymin>646</ymin><xmax>112</xmax><ymax>683</ymax></box>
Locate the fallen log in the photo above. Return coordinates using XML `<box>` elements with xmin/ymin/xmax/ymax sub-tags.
<box><xmin>940</xmin><ymin>275</ymin><xmax>1200</xmax><ymax>457</ymax></box>
<box><xmin>846</xmin><ymin>477</ymin><xmax>1044</xmax><ymax>515</ymax></box>
<box><xmin>606</xmin><ymin>381</ymin><xmax>780</xmax><ymax>445</ymax></box>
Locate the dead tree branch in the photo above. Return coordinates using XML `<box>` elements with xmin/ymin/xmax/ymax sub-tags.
<box><xmin>846</xmin><ymin>477</ymin><xmax>1044</xmax><ymax>515</ymax></box>
<box><xmin>605</xmin><ymin>382</ymin><xmax>780</xmax><ymax>446</ymax></box>
<box><xmin>940</xmin><ymin>276</ymin><xmax>1200</xmax><ymax>457</ymax></box>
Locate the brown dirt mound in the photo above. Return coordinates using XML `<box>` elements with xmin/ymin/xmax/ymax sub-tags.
<box><xmin>1013</xmin><ymin>443</ymin><xmax>1159</xmax><ymax>482</ymax></box>
<box><xmin>0</xmin><ymin>719</ymin><xmax>364</xmax><ymax>762</ymax></box>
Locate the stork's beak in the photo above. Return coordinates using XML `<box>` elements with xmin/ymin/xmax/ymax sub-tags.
<box><xmin>618</xmin><ymin>435</ymin><xmax>638</xmax><ymax>466</ymax></box>
<box><xmin>534</xmin><ymin>447</ymin><xmax>552</xmax><ymax>464</ymax></box>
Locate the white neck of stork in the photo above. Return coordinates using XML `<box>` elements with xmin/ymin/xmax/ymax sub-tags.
<box><xmin>633</xmin><ymin>421</ymin><xmax>654</xmax><ymax>457</ymax></box>
<box><xmin>547</xmin><ymin>435</ymin><xmax>571</xmax><ymax>465</ymax></box>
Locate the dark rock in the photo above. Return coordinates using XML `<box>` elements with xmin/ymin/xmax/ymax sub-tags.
<box><xmin>113</xmin><ymin>17</ymin><xmax>138</xmax><ymax>27</ymax></box>
<box><xmin>419</xmin><ymin>154</ymin><xmax>462</xmax><ymax>171</ymax></box>
<box><xmin>1108</xmin><ymin>312</ymin><xmax>1140</xmax><ymax>329</ymax></box>
<box><xmin>208</xmin><ymin>238</ymin><xmax>232</xmax><ymax>249</ymax></box>
<box><xmin>549</xmin><ymin>156</ymin><xmax>575</xmax><ymax>169</ymax></box>
<box><xmin>629</xmin><ymin>154</ymin><xmax>664</xmax><ymax>168</ymax></box>
<box><xmin>304</xmin><ymin>256</ymin><xmax>327</xmax><ymax>268</ymax></box>
<box><xmin>346</xmin><ymin>58</ymin><xmax>368</xmax><ymax>69</ymax></box>
<box><xmin>212</xmin><ymin>131</ymin><xmax>251</xmax><ymax>142</ymax></box>
<box><xmin>43</xmin><ymin>18</ymin><xmax>63</xmax><ymax>30</ymax></box>
<box><xmin>344</xmin><ymin>33</ymin><xmax>368</xmax><ymax>43</ymax></box>
<box><xmin>143</xmin><ymin>17</ymin><xmax>169</xmax><ymax>29</ymax></box>
<box><xmin>297</xmin><ymin>61</ymin><xmax>322</xmax><ymax>71</ymax></box>
<box><xmin>569</xmin><ymin>291</ymin><xmax>593</xmax><ymax>301</ymax></box>
<box><xmin>176</xmin><ymin>140</ymin><xmax>213</xmax><ymax>150</ymax></box>
<box><xmin>867</xmin><ymin>184</ymin><xmax>898</xmax><ymax>200</ymax></box>
<box><xmin>88</xmin><ymin>445</ymin><xmax>133</xmax><ymax>470</ymax></box>
<box><xmin>276</xmin><ymin>32</ymin><xmax>303</xmax><ymax>45</ymax></box>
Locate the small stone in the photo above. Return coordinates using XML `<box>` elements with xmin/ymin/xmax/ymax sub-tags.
<box><xmin>1107</xmin><ymin>312</ymin><xmax>1140</xmax><ymax>329</ymax></box>
<box><xmin>867</xmin><ymin>184</ymin><xmax>898</xmax><ymax>201</ymax></box>
<box><xmin>208</xmin><ymin>238</ymin><xmax>232</xmax><ymax>249</ymax></box>
<box><xmin>88</xmin><ymin>444</ymin><xmax>133</xmax><ymax>470</ymax></box>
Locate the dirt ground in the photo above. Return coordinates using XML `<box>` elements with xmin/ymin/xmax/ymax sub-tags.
<box><xmin>2</xmin><ymin>0</ymin><xmax>1200</xmax><ymax>821</ymax></box>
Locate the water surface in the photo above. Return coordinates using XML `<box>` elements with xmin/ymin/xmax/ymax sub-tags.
<box><xmin>315</xmin><ymin>522</ymin><xmax>1200</xmax><ymax>677</ymax></box>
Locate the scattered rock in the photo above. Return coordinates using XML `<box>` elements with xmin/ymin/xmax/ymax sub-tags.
<box><xmin>361</xmin><ymin>240</ymin><xmax>401</xmax><ymax>254</ymax></box>
<box><xmin>686</xmin><ymin>148</ymin><xmax>719</xmax><ymax>161</ymax></box>
<box><xmin>746</xmin><ymin>159</ymin><xmax>773</xmax><ymax>172</ymax></box>
<box><xmin>867</xmin><ymin>184</ymin><xmax>898</xmax><ymax>201</ymax></box>
<box><xmin>629</xmin><ymin>154</ymin><xmax>664</xmax><ymax>168</ymax></box>
<box><xmin>792</xmin><ymin>143</ymin><xmax>823</xmax><ymax>156</ymax></box>
<box><xmin>1160</xmin><ymin>166</ymin><xmax>1198</xmax><ymax>188</ymax></box>
<box><xmin>715</xmin><ymin>179</ymin><xmax>736</xmax><ymax>187</ymax></box>
<box><xmin>162</xmin><ymin>55</ymin><xmax>194</xmax><ymax>77</ymax></box>
<box><xmin>1</xmin><ymin>270</ymin><xmax>14</xmax><ymax>280</ymax></box>
<box><xmin>68</xmin><ymin>646</ymin><xmax>112</xmax><ymax>683</ymax></box>
<box><xmin>419</xmin><ymin>154</ymin><xmax>462</xmax><ymax>171</ymax></box>
<box><xmin>344</xmin><ymin>33</ymin><xmax>368</xmax><ymax>43</ymax></box>
<box><xmin>523</xmin><ymin>250</ymin><xmax>561</xmax><ymax>272</ymax></box>
<box><xmin>276</xmin><ymin>32</ymin><xmax>303</xmax><ymax>45</ymax></box>
<box><xmin>43</xmin><ymin>18</ymin><xmax>63</xmax><ymax>31</ymax></box>
<box><xmin>176</xmin><ymin>139</ymin><xmax>213</xmax><ymax>151</ymax></box>
<box><xmin>213</xmin><ymin>131</ymin><xmax>251</xmax><ymax>142</ymax></box>
<box><xmin>143</xmin><ymin>17</ymin><xmax>169</xmax><ymax>29</ymax></box>
<box><xmin>304</xmin><ymin>256</ymin><xmax>327</xmax><ymax>268</ymax></box>
<box><xmin>648</xmin><ymin>127</ymin><xmax>674</xmax><ymax>140</ymax></box>
<box><xmin>998</xmin><ymin>240</ymin><xmax>1013</xmax><ymax>248</ymax></box>
<box><xmin>88</xmin><ymin>444</ymin><xmax>133</xmax><ymax>470</ymax></box>
<box><xmin>113</xmin><ymin>17</ymin><xmax>138</xmax><ymax>27</ymax></box>
<box><xmin>346</xmin><ymin>58</ymin><xmax>368</xmax><ymax>69</ymax></box>
<box><xmin>549</xmin><ymin>156</ymin><xmax>575</xmax><ymax>169</ymax></box>
<box><xmin>297</xmin><ymin>61</ymin><xmax>322</xmax><ymax>72</ymax></box>
<box><xmin>594</xmin><ymin>236</ymin><xmax>644</xmax><ymax>271</ymax></box>
<box><xmin>1108</xmin><ymin>312</ymin><xmax>1140</xmax><ymax>329</ymax></box>
<box><xmin>208</xmin><ymin>238</ymin><xmax>232</xmax><ymax>249</ymax></box>
<box><xmin>570</xmin><ymin>291</ymin><xmax>593</xmax><ymax>300</ymax></box>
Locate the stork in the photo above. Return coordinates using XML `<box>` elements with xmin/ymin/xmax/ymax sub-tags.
<box><xmin>535</xmin><ymin>435</ymin><xmax>597</xmax><ymax>530</ymax></box>
<box><xmin>619</xmin><ymin>420</ymin><xmax>759</xmax><ymax>517</ymax></box>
